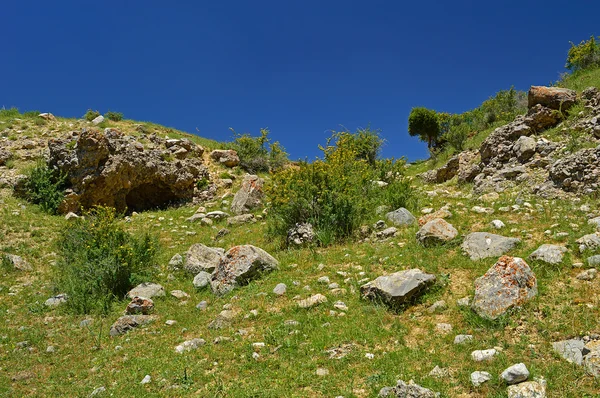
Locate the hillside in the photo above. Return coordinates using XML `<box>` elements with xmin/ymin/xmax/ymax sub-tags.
<box><xmin>2</xmin><ymin>70</ymin><xmax>600</xmax><ymax>398</ymax></box>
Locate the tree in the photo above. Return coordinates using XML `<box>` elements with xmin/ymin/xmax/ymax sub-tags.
<box><xmin>408</xmin><ymin>107</ymin><xmax>441</xmax><ymax>148</ymax></box>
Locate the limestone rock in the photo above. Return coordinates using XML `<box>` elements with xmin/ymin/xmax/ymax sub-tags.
<box><xmin>528</xmin><ymin>244</ymin><xmax>567</xmax><ymax>265</ymax></box>
<box><xmin>360</xmin><ymin>269</ymin><xmax>436</xmax><ymax>310</ymax></box>
<box><xmin>175</xmin><ymin>338</ymin><xmax>206</xmax><ymax>353</ymax></box>
<box><xmin>528</xmin><ymin>86</ymin><xmax>577</xmax><ymax>111</ymax></box>
<box><xmin>210</xmin><ymin>245</ymin><xmax>279</xmax><ymax>296</ymax></box>
<box><xmin>297</xmin><ymin>294</ymin><xmax>327</xmax><ymax>309</ymax></box>
<box><xmin>513</xmin><ymin>136</ymin><xmax>536</xmax><ymax>162</ymax></box>
<box><xmin>462</xmin><ymin>232</ymin><xmax>520</xmax><ymax>261</ymax></box>
<box><xmin>230</xmin><ymin>175</ymin><xmax>264</xmax><ymax>214</ymax></box>
<box><xmin>287</xmin><ymin>223</ymin><xmax>315</xmax><ymax>246</ymax></box>
<box><xmin>125</xmin><ymin>296</ymin><xmax>154</xmax><ymax>315</ymax></box>
<box><xmin>382</xmin><ymin>379</ymin><xmax>439</xmax><ymax>398</ymax></box>
<box><xmin>227</xmin><ymin>214</ymin><xmax>255</xmax><ymax>225</ymax></box>
<box><xmin>192</xmin><ymin>271</ymin><xmax>212</xmax><ymax>289</ymax></box>
<box><xmin>501</xmin><ymin>363</ymin><xmax>529</xmax><ymax>385</ymax></box>
<box><xmin>471</xmin><ymin>371</ymin><xmax>492</xmax><ymax>387</ymax></box>
<box><xmin>210</xmin><ymin>149</ymin><xmax>239</xmax><ymax>167</ymax></box>
<box><xmin>418</xmin><ymin>208</ymin><xmax>452</xmax><ymax>226</ymax></box>
<box><xmin>109</xmin><ymin>315</ymin><xmax>157</xmax><ymax>336</ymax></box>
<box><xmin>576</xmin><ymin>233</ymin><xmax>600</xmax><ymax>253</ymax></box>
<box><xmin>507</xmin><ymin>381</ymin><xmax>546</xmax><ymax>398</ymax></box>
<box><xmin>184</xmin><ymin>244</ymin><xmax>224</xmax><ymax>274</ymax></box>
<box><xmin>471</xmin><ymin>348</ymin><xmax>497</xmax><ymax>362</ymax></box>
<box><xmin>552</xmin><ymin>339</ymin><xmax>584</xmax><ymax>365</ymax></box>
<box><xmin>127</xmin><ymin>282</ymin><xmax>165</xmax><ymax>299</ymax></box>
<box><xmin>386</xmin><ymin>207</ymin><xmax>416</xmax><ymax>227</ymax></box>
<box><xmin>416</xmin><ymin>219</ymin><xmax>458</xmax><ymax>245</ymax></box>
<box><xmin>44</xmin><ymin>294</ymin><xmax>68</xmax><ymax>308</ymax></box>
<box><xmin>472</xmin><ymin>256</ymin><xmax>537</xmax><ymax>319</ymax></box>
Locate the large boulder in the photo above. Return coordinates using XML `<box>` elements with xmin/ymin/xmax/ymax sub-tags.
<box><xmin>462</xmin><ymin>232</ymin><xmax>520</xmax><ymax>261</ymax></box>
<box><xmin>471</xmin><ymin>256</ymin><xmax>537</xmax><ymax>319</ymax></box>
<box><xmin>419</xmin><ymin>156</ymin><xmax>459</xmax><ymax>183</ymax></box>
<box><xmin>528</xmin><ymin>244</ymin><xmax>567</xmax><ymax>265</ymax></box>
<box><xmin>360</xmin><ymin>269</ymin><xmax>436</xmax><ymax>310</ymax></box>
<box><xmin>48</xmin><ymin>129</ymin><xmax>208</xmax><ymax>212</ymax></box>
<box><xmin>416</xmin><ymin>219</ymin><xmax>458</xmax><ymax>245</ymax></box>
<box><xmin>528</xmin><ymin>86</ymin><xmax>577</xmax><ymax>111</ymax></box>
<box><xmin>230</xmin><ymin>174</ymin><xmax>264</xmax><ymax>215</ymax></box>
<box><xmin>210</xmin><ymin>245</ymin><xmax>279</xmax><ymax>296</ymax></box>
<box><xmin>386</xmin><ymin>208</ymin><xmax>416</xmax><ymax>227</ymax></box>
<box><xmin>184</xmin><ymin>244</ymin><xmax>224</xmax><ymax>274</ymax></box>
<box><xmin>513</xmin><ymin>136</ymin><xmax>537</xmax><ymax>162</ymax></box>
<box><xmin>549</xmin><ymin>147</ymin><xmax>600</xmax><ymax>195</ymax></box>
<box><xmin>210</xmin><ymin>149</ymin><xmax>239</xmax><ymax>167</ymax></box>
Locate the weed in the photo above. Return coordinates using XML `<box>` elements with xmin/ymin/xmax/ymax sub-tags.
<box><xmin>20</xmin><ymin>161</ymin><xmax>68</xmax><ymax>214</ymax></box>
<box><xmin>83</xmin><ymin>109</ymin><xmax>100</xmax><ymax>121</ymax></box>
<box><xmin>104</xmin><ymin>111</ymin><xmax>124</xmax><ymax>122</ymax></box>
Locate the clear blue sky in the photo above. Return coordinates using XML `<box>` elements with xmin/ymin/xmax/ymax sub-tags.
<box><xmin>2</xmin><ymin>1</ymin><xmax>599</xmax><ymax>161</ymax></box>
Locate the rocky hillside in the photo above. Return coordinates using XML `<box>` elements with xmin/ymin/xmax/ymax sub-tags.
<box><xmin>1</xmin><ymin>73</ymin><xmax>600</xmax><ymax>397</ymax></box>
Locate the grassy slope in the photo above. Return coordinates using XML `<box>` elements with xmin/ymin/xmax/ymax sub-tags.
<box><xmin>1</xmin><ymin>76</ymin><xmax>600</xmax><ymax>397</ymax></box>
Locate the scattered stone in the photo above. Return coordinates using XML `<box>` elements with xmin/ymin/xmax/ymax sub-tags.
<box><xmin>109</xmin><ymin>315</ymin><xmax>157</xmax><ymax>336</ymax></box>
<box><xmin>528</xmin><ymin>244</ymin><xmax>567</xmax><ymax>265</ymax></box>
<box><xmin>501</xmin><ymin>363</ymin><xmax>529</xmax><ymax>385</ymax></box>
<box><xmin>317</xmin><ymin>276</ymin><xmax>331</xmax><ymax>284</ymax></box>
<box><xmin>376</xmin><ymin>227</ymin><xmax>398</xmax><ymax>239</ymax></box>
<box><xmin>427</xmin><ymin>300</ymin><xmax>447</xmax><ymax>313</ymax></box>
<box><xmin>552</xmin><ymin>339</ymin><xmax>584</xmax><ymax>365</ymax></box>
<box><xmin>230</xmin><ymin>175</ymin><xmax>264</xmax><ymax>214</ymax></box>
<box><xmin>587</xmin><ymin>255</ymin><xmax>600</xmax><ymax>267</ymax></box>
<box><xmin>584</xmin><ymin>340</ymin><xmax>600</xmax><ymax>377</ymax></box>
<box><xmin>385</xmin><ymin>207</ymin><xmax>416</xmax><ymax>227</ymax></box>
<box><xmin>471</xmin><ymin>348</ymin><xmax>498</xmax><ymax>362</ymax></box>
<box><xmin>184</xmin><ymin>244</ymin><xmax>224</xmax><ymax>274</ymax></box>
<box><xmin>507</xmin><ymin>381</ymin><xmax>546</xmax><ymax>398</ymax></box>
<box><xmin>196</xmin><ymin>301</ymin><xmax>208</xmax><ymax>311</ymax></box>
<box><xmin>316</xmin><ymin>368</ymin><xmax>329</xmax><ymax>376</ymax></box>
<box><xmin>435</xmin><ymin>323</ymin><xmax>452</xmax><ymax>334</ymax></box>
<box><xmin>588</xmin><ymin>216</ymin><xmax>600</xmax><ymax>229</ymax></box>
<box><xmin>2</xmin><ymin>254</ymin><xmax>32</xmax><ymax>271</ymax></box>
<box><xmin>175</xmin><ymin>338</ymin><xmax>206</xmax><ymax>353</ymax></box>
<box><xmin>383</xmin><ymin>379</ymin><xmax>439</xmax><ymax>398</ymax></box>
<box><xmin>273</xmin><ymin>283</ymin><xmax>287</xmax><ymax>295</ymax></box>
<box><xmin>127</xmin><ymin>283</ymin><xmax>165</xmax><ymax>299</ymax></box>
<box><xmin>193</xmin><ymin>271</ymin><xmax>212</xmax><ymax>289</ymax></box>
<box><xmin>140</xmin><ymin>375</ymin><xmax>151</xmax><ymax>385</ymax></box>
<box><xmin>89</xmin><ymin>386</ymin><xmax>106</xmax><ymax>397</ymax></box>
<box><xmin>227</xmin><ymin>214</ymin><xmax>255</xmax><ymax>225</ymax></box>
<box><xmin>454</xmin><ymin>334</ymin><xmax>473</xmax><ymax>344</ymax></box>
<box><xmin>462</xmin><ymin>232</ymin><xmax>520</xmax><ymax>261</ymax></box>
<box><xmin>416</xmin><ymin>219</ymin><xmax>458</xmax><ymax>245</ymax></box>
<box><xmin>360</xmin><ymin>269</ymin><xmax>436</xmax><ymax>310</ymax></box>
<box><xmin>298</xmin><ymin>294</ymin><xmax>327</xmax><ymax>309</ymax></box>
<box><xmin>576</xmin><ymin>233</ymin><xmax>600</xmax><ymax>253</ymax></box>
<box><xmin>170</xmin><ymin>290</ymin><xmax>189</xmax><ymax>299</ymax></box>
<box><xmin>287</xmin><ymin>223</ymin><xmax>315</xmax><ymax>246</ymax></box>
<box><xmin>125</xmin><ymin>296</ymin><xmax>154</xmax><ymax>315</ymax></box>
<box><xmin>210</xmin><ymin>149</ymin><xmax>239</xmax><ymax>167</ymax></box>
<box><xmin>428</xmin><ymin>365</ymin><xmax>449</xmax><ymax>378</ymax></box>
<box><xmin>165</xmin><ymin>320</ymin><xmax>177</xmax><ymax>326</ymax></box>
<box><xmin>472</xmin><ymin>256</ymin><xmax>537</xmax><ymax>319</ymax></box>
<box><xmin>471</xmin><ymin>371</ymin><xmax>492</xmax><ymax>387</ymax></box>
<box><xmin>576</xmin><ymin>268</ymin><xmax>597</xmax><ymax>281</ymax></box>
<box><xmin>491</xmin><ymin>220</ymin><xmax>506</xmax><ymax>229</ymax></box>
<box><xmin>168</xmin><ymin>254</ymin><xmax>183</xmax><ymax>269</ymax></box>
<box><xmin>333</xmin><ymin>301</ymin><xmax>348</xmax><ymax>311</ymax></box>
<box><xmin>210</xmin><ymin>245</ymin><xmax>279</xmax><ymax>296</ymax></box>
<box><xmin>457</xmin><ymin>296</ymin><xmax>470</xmax><ymax>307</ymax></box>
<box><xmin>44</xmin><ymin>294</ymin><xmax>68</xmax><ymax>308</ymax></box>
<box><xmin>418</xmin><ymin>208</ymin><xmax>452</xmax><ymax>226</ymax></box>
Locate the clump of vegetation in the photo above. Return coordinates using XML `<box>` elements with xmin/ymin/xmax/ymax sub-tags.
<box><xmin>266</xmin><ymin>128</ymin><xmax>414</xmax><ymax>246</ymax></box>
<box><xmin>229</xmin><ymin>128</ymin><xmax>289</xmax><ymax>173</ymax></box>
<box><xmin>20</xmin><ymin>161</ymin><xmax>68</xmax><ymax>215</ymax></box>
<box><xmin>196</xmin><ymin>176</ymin><xmax>210</xmax><ymax>190</ymax></box>
<box><xmin>0</xmin><ymin>254</ymin><xmax>13</xmax><ymax>273</ymax></box>
<box><xmin>0</xmin><ymin>107</ymin><xmax>21</xmax><ymax>120</ymax></box>
<box><xmin>54</xmin><ymin>207</ymin><xmax>157</xmax><ymax>315</ymax></box>
<box><xmin>83</xmin><ymin>109</ymin><xmax>101</xmax><ymax>121</ymax></box>
<box><xmin>104</xmin><ymin>110</ymin><xmax>124</xmax><ymax>121</ymax></box>
<box><xmin>408</xmin><ymin>107</ymin><xmax>441</xmax><ymax>149</ymax></box>
<box><xmin>566</xmin><ymin>35</ymin><xmax>600</xmax><ymax>72</ymax></box>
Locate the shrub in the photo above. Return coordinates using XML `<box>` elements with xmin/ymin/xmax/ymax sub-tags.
<box><xmin>105</xmin><ymin>111</ymin><xmax>124</xmax><ymax>121</ymax></box>
<box><xmin>266</xmin><ymin>130</ymin><xmax>414</xmax><ymax>247</ymax></box>
<box><xmin>321</xmin><ymin>127</ymin><xmax>383</xmax><ymax>166</ymax></box>
<box><xmin>0</xmin><ymin>107</ymin><xmax>21</xmax><ymax>119</ymax></box>
<box><xmin>196</xmin><ymin>176</ymin><xmax>209</xmax><ymax>190</ymax></box>
<box><xmin>22</xmin><ymin>110</ymin><xmax>41</xmax><ymax>118</ymax></box>
<box><xmin>54</xmin><ymin>207</ymin><xmax>157</xmax><ymax>315</ymax></box>
<box><xmin>84</xmin><ymin>109</ymin><xmax>101</xmax><ymax>121</ymax></box>
<box><xmin>566</xmin><ymin>36</ymin><xmax>600</xmax><ymax>72</ymax></box>
<box><xmin>443</xmin><ymin>123</ymin><xmax>469</xmax><ymax>151</ymax></box>
<box><xmin>229</xmin><ymin>128</ymin><xmax>289</xmax><ymax>173</ymax></box>
<box><xmin>20</xmin><ymin>161</ymin><xmax>68</xmax><ymax>214</ymax></box>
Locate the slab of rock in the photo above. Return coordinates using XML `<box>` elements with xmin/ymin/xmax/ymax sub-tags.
<box><xmin>3</xmin><ymin>254</ymin><xmax>32</xmax><ymax>271</ymax></box>
<box><xmin>472</xmin><ymin>256</ymin><xmax>537</xmax><ymax>319</ymax></box>
<box><xmin>381</xmin><ymin>379</ymin><xmax>439</xmax><ymax>398</ymax></box>
<box><xmin>471</xmin><ymin>348</ymin><xmax>497</xmax><ymax>362</ymax></box>
<box><xmin>230</xmin><ymin>175</ymin><xmax>264</xmax><ymax>215</ymax></box>
<box><xmin>416</xmin><ymin>219</ymin><xmax>458</xmax><ymax>246</ymax></box>
<box><xmin>587</xmin><ymin>255</ymin><xmax>600</xmax><ymax>267</ymax></box>
<box><xmin>168</xmin><ymin>253</ymin><xmax>183</xmax><ymax>269</ymax></box>
<box><xmin>507</xmin><ymin>381</ymin><xmax>546</xmax><ymax>398</ymax></box>
<box><xmin>210</xmin><ymin>149</ymin><xmax>239</xmax><ymax>167</ymax></box>
<box><xmin>0</xmin><ymin>148</ymin><xmax>13</xmax><ymax>166</ymax></box>
<box><xmin>193</xmin><ymin>271</ymin><xmax>212</xmax><ymax>289</ymax></box>
<box><xmin>528</xmin><ymin>86</ymin><xmax>577</xmax><ymax>111</ymax></box>
<box><xmin>385</xmin><ymin>207</ymin><xmax>416</xmax><ymax>227</ymax></box>
<box><xmin>174</xmin><ymin>338</ymin><xmax>206</xmax><ymax>353</ymax></box>
<box><xmin>471</xmin><ymin>371</ymin><xmax>492</xmax><ymax>387</ymax></box>
<box><xmin>360</xmin><ymin>269</ymin><xmax>436</xmax><ymax>310</ymax></box>
<box><xmin>418</xmin><ymin>208</ymin><xmax>452</xmax><ymax>226</ymax></box>
<box><xmin>170</xmin><ymin>290</ymin><xmax>189</xmax><ymax>299</ymax></box>
<box><xmin>576</xmin><ymin>233</ymin><xmax>600</xmax><ymax>253</ymax></box>
<box><xmin>514</xmin><ymin>135</ymin><xmax>537</xmax><ymax>162</ymax></box>
<box><xmin>227</xmin><ymin>214</ymin><xmax>255</xmax><ymax>225</ymax></box>
<box><xmin>528</xmin><ymin>244</ymin><xmax>567</xmax><ymax>265</ymax></box>
<box><xmin>125</xmin><ymin>296</ymin><xmax>154</xmax><ymax>315</ymax></box>
<box><xmin>127</xmin><ymin>282</ymin><xmax>165</xmax><ymax>299</ymax></box>
<box><xmin>210</xmin><ymin>245</ymin><xmax>279</xmax><ymax>296</ymax></box>
<box><xmin>462</xmin><ymin>232</ymin><xmax>520</xmax><ymax>261</ymax></box>
<box><xmin>552</xmin><ymin>339</ymin><xmax>584</xmax><ymax>365</ymax></box>
<box><xmin>298</xmin><ymin>294</ymin><xmax>327</xmax><ymax>309</ymax></box>
<box><xmin>205</xmin><ymin>211</ymin><xmax>229</xmax><ymax>219</ymax></box>
<box><xmin>109</xmin><ymin>315</ymin><xmax>157</xmax><ymax>336</ymax></box>
<box><xmin>584</xmin><ymin>340</ymin><xmax>600</xmax><ymax>377</ymax></box>
<box><xmin>44</xmin><ymin>294</ymin><xmax>68</xmax><ymax>308</ymax></box>
<box><xmin>501</xmin><ymin>363</ymin><xmax>529</xmax><ymax>385</ymax></box>
<box><xmin>588</xmin><ymin>216</ymin><xmax>600</xmax><ymax>229</ymax></box>
<box><xmin>184</xmin><ymin>244</ymin><xmax>224</xmax><ymax>274</ymax></box>
<box><xmin>454</xmin><ymin>334</ymin><xmax>473</xmax><ymax>344</ymax></box>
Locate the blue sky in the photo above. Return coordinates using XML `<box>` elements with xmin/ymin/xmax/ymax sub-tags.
<box><xmin>2</xmin><ymin>1</ymin><xmax>599</xmax><ymax>161</ymax></box>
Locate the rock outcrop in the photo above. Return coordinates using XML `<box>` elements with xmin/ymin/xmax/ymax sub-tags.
<box><xmin>528</xmin><ymin>86</ymin><xmax>577</xmax><ymax>111</ymax></box>
<box><xmin>462</xmin><ymin>232</ymin><xmax>521</xmax><ymax>261</ymax></box>
<box><xmin>361</xmin><ymin>269</ymin><xmax>436</xmax><ymax>310</ymax></box>
<box><xmin>230</xmin><ymin>174</ymin><xmax>264</xmax><ymax>214</ymax></box>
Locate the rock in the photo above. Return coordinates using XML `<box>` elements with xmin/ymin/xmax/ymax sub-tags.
<box><xmin>384</xmin><ymin>379</ymin><xmax>439</xmax><ymax>398</ymax></box>
<box><xmin>273</xmin><ymin>283</ymin><xmax>287</xmax><ymax>295</ymax></box>
<box><xmin>109</xmin><ymin>315</ymin><xmax>157</xmax><ymax>336</ymax></box>
<box><xmin>454</xmin><ymin>334</ymin><xmax>473</xmax><ymax>344</ymax></box>
<box><xmin>507</xmin><ymin>381</ymin><xmax>546</xmax><ymax>398</ymax></box>
<box><xmin>588</xmin><ymin>216</ymin><xmax>600</xmax><ymax>229</ymax></box>
<box><xmin>333</xmin><ymin>301</ymin><xmax>348</xmax><ymax>311</ymax></box>
<box><xmin>287</xmin><ymin>223</ymin><xmax>315</xmax><ymax>246</ymax></box>
<box><xmin>230</xmin><ymin>175</ymin><xmax>264</xmax><ymax>214</ymax></box>
<box><xmin>576</xmin><ymin>268</ymin><xmax>597</xmax><ymax>281</ymax></box>
<box><xmin>196</xmin><ymin>301</ymin><xmax>208</xmax><ymax>311</ymax></box>
<box><xmin>170</xmin><ymin>290</ymin><xmax>189</xmax><ymax>299</ymax></box>
<box><xmin>576</xmin><ymin>233</ymin><xmax>600</xmax><ymax>253</ymax></box>
<box><xmin>0</xmin><ymin>148</ymin><xmax>13</xmax><ymax>166</ymax></box>
<box><xmin>125</xmin><ymin>296</ymin><xmax>154</xmax><ymax>315</ymax></box>
<box><xmin>491</xmin><ymin>219</ymin><xmax>505</xmax><ymax>229</ymax></box>
<box><xmin>528</xmin><ymin>244</ymin><xmax>567</xmax><ymax>265</ymax></box>
<box><xmin>385</xmin><ymin>207</ymin><xmax>416</xmax><ymax>227</ymax></box>
<box><xmin>471</xmin><ymin>348</ymin><xmax>497</xmax><ymax>362</ymax></box>
<box><xmin>457</xmin><ymin>296</ymin><xmax>470</xmax><ymax>307</ymax></box>
<box><xmin>127</xmin><ymin>282</ymin><xmax>165</xmax><ymax>299</ymax></box>
<box><xmin>427</xmin><ymin>300</ymin><xmax>447</xmax><ymax>313</ymax></box>
<box><xmin>549</xmin><ymin>148</ymin><xmax>600</xmax><ymax>195</ymax></box>
<box><xmin>140</xmin><ymin>375</ymin><xmax>151</xmax><ymax>385</ymax></box>
<box><xmin>174</xmin><ymin>338</ymin><xmax>206</xmax><ymax>353</ymax></box>
<box><xmin>419</xmin><ymin>156</ymin><xmax>459</xmax><ymax>183</ymax></box>
<box><xmin>184</xmin><ymin>244</ymin><xmax>223</xmax><ymax>274</ymax></box>
<box><xmin>208</xmin><ymin>310</ymin><xmax>237</xmax><ymax>329</ymax></box>
<box><xmin>360</xmin><ymin>269</ymin><xmax>436</xmax><ymax>310</ymax></box>
<box><xmin>552</xmin><ymin>339</ymin><xmax>584</xmax><ymax>365</ymax></box>
<box><xmin>377</xmin><ymin>227</ymin><xmax>398</xmax><ymax>239</ymax></box>
<box><xmin>418</xmin><ymin>208</ymin><xmax>452</xmax><ymax>226</ymax></box>
<box><xmin>90</xmin><ymin>386</ymin><xmax>106</xmax><ymax>397</ymax></box>
<box><xmin>91</xmin><ymin>115</ymin><xmax>104</xmax><ymax>125</ymax></box>
<box><xmin>470</xmin><ymin>371</ymin><xmax>492</xmax><ymax>387</ymax></box>
<box><xmin>298</xmin><ymin>294</ymin><xmax>327</xmax><ymax>309</ymax></box>
<box><xmin>206</xmin><ymin>211</ymin><xmax>229</xmax><ymax>219</ymax></box>
<box><xmin>210</xmin><ymin>245</ymin><xmax>279</xmax><ymax>296</ymax></box>
<box><xmin>168</xmin><ymin>253</ymin><xmax>183</xmax><ymax>269</ymax></box>
<box><xmin>428</xmin><ymin>365</ymin><xmax>449</xmax><ymax>378</ymax></box>
<box><xmin>210</xmin><ymin>149</ymin><xmax>240</xmax><ymax>167</ymax></box>
<box><xmin>193</xmin><ymin>271</ymin><xmax>212</xmax><ymax>289</ymax></box>
<box><xmin>472</xmin><ymin>256</ymin><xmax>537</xmax><ymax>319</ymax></box>
<box><xmin>227</xmin><ymin>214</ymin><xmax>255</xmax><ymax>225</ymax></box>
<box><xmin>435</xmin><ymin>323</ymin><xmax>452</xmax><ymax>334</ymax></box>
<box><xmin>528</xmin><ymin>86</ymin><xmax>577</xmax><ymax>111</ymax></box>
<box><xmin>501</xmin><ymin>363</ymin><xmax>529</xmax><ymax>385</ymax></box>
<box><xmin>2</xmin><ymin>254</ymin><xmax>32</xmax><ymax>271</ymax></box>
<box><xmin>65</xmin><ymin>212</ymin><xmax>79</xmax><ymax>220</ymax></box>
<box><xmin>462</xmin><ymin>232</ymin><xmax>520</xmax><ymax>261</ymax></box>
<box><xmin>44</xmin><ymin>294</ymin><xmax>68</xmax><ymax>308</ymax></box>
<box><xmin>38</xmin><ymin>112</ymin><xmax>56</xmax><ymax>120</ymax></box>
<box><xmin>318</xmin><ymin>276</ymin><xmax>330</xmax><ymax>284</ymax></box>
<box><xmin>47</xmin><ymin>129</ymin><xmax>208</xmax><ymax>212</ymax></box>
<box><xmin>513</xmin><ymin>136</ymin><xmax>537</xmax><ymax>162</ymax></box>
<box><xmin>315</xmin><ymin>368</ymin><xmax>329</xmax><ymax>376</ymax></box>
<box><xmin>416</xmin><ymin>219</ymin><xmax>458</xmax><ymax>245</ymax></box>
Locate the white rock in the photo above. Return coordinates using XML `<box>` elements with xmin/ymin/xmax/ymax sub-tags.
<box><xmin>501</xmin><ymin>363</ymin><xmax>529</xmax><ymax>385</ymax></box>
<box><xmin>471</xmin><ymin>348</ymin><xmax>497</xmax><ymax>362</ymax></box>
<box><xmin>140</xmin><ymin>375</ymin><xmax>151</xmax><ymax>384</ymax></box>
<box><xmin>491</xmin><ymin>220</ymin><xmax>505</xmax><ymax>229</ymax></box>
<box><xmin>471</xmin><ymin>371</ymin><xmax>492</xmax><ymax>387</ymax></box>
<box><xmin>273</xmin><ymin>283</ymin><xmax>287</xmax><ymax>295</ymax></box>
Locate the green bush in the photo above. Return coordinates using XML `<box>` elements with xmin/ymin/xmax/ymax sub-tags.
<box><xmin>566</xmin><ymin>36</ymin><xmax>600</xmax><ymax>72</ymax></box>
<box><xmin>408</xmin><ymin>107</ymin><xmax>441</xmax><ymax>148</ymax></box>
<box><xmin>321</xmin><ymin>127</ymin><xmax>383</xmax><ymax>166</ymax></box>
<box><xmin>54</xmin><ymin>207</ymin><xmax>157</xmax><ymax>315</ymax></box>
<box><xmin>266</xmin><ymin>129</ymin><xmax>414</xmax><ymax>247</ymax></box>
<box><xmin>84</xmin><ymin>109</ymin><xmax>101</xmax><ymax>121</ymax></box>
<box><xmin>229</xmin><ymin>128</ymin><xmax>288</xmax><ymax>173</ymax></box>
<box><xmin>21</xmin><ymin>161</ymin><xmax>68</xmax><ymax>214</ymax></box>
<box><xmin>443</xmin><ymin>123</ymin><xmax>469</xmax><ymax>151</ymax></box>
<box><xmin>105</xmin><ymin>111</ymin><xmax>124</xmax><ymax>122</ymax></box>
<box><xmin>0</xmin><ymin>107</ymin><xmax>21</xmax><ymax>120</ymax></box>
